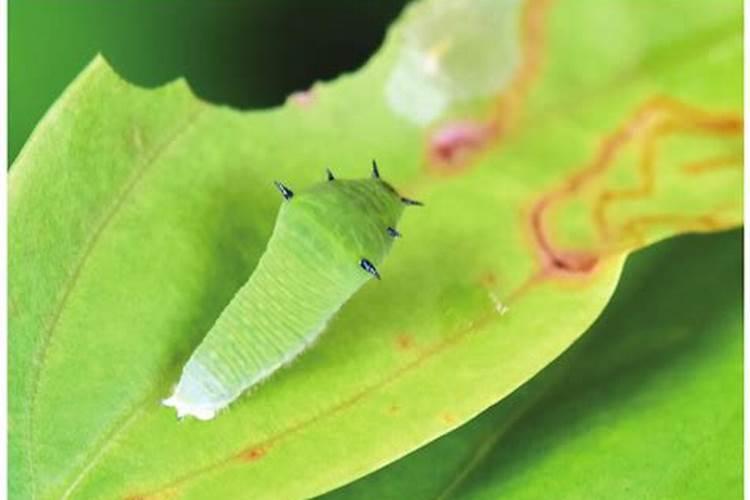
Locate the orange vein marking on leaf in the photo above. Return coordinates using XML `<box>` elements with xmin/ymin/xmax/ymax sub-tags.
<box><xmin>596</xmin><ymin>155</ymin><xmax>742</xmax><ymax>251</ymax></box>
<box><xmin>617</xmin><ymin>211</ymin><xmax>737</xmax><ymax>250</ymax></box>
<box><xmin>681</xmin><ymin>154</ymin><xmax>743</xmax><ymax>174</ymax></box>
<box><xmin>592</xmin><ymin>122</ymin><xmax>671</xmax><ymax>240</ymax></box>
<box><xmin>491</xmin><ymin>0</ymin><xmax>551</xmax><ymax>137</ymax></box>
<box><xmin>625</xmin><ymin>213</ymin><xmax>723</xmax><ymax>237</ymax></box>
<box><xmin>30</xmin><ymin>106</ymin><xmax>205</xmax><ymax>498</ymax></box>
<box><xmin>592</xmin><ymin>99</ymin><xmax>742</xmax><ymax>240</ymax></box>
<box><xmin>426</xmin><ymin>0</ymin><xmax>551</xmax><ymax>174</ymax></box>
<box><xmin>238</xmin><ymin>447</ymin><xmax>267</xmax><ymax>463</ymax></box>
<box><xmin>529</xmin><ymin>96</ymin><xmax>742</xmax><ymax>275</ymax></box>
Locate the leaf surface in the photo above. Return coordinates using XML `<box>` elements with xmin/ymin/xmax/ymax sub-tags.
<box><xmin>323</xmin><ymin>230</ymin><xmax>742</xmax><ymax>499</ymax></box>
<box><xmin>9</xmin><ymin>0</ymin><xmax>742</xmax><ymax>498</ymax></box>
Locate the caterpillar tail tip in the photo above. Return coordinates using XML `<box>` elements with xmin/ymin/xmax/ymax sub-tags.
<box><xmin>162</xmin><ymin>394</ymin><xmax>217</xmax><ymax>421</ymax></box>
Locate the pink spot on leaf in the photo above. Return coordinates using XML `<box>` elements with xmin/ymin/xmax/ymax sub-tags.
<box><xmin>428</xmin><ymin>121</ymin><xmax>495</xmax><ymax>173</ymax></box>
<box><xmin>547</xmin><ymin>250</ymin><xmax>599</xmax><ymax>274</ymax></box>
<box><xmin>288</xmin><ymin>89</ymin><xmax>316</xmax><ymax>107</ymax></box>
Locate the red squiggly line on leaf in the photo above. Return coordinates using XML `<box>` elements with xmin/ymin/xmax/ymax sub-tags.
<box><xmin>529</xmin><ymin>96</ymin><xmax>742</xmax><ymax>276</ymax></box>
<box><xmin>592</xmin><ymin>98</ymin><xmax>742</xmax><ymax>241</ymax></box>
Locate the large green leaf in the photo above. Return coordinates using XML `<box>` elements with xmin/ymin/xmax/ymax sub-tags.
<box><xmin>9</xmin><ymin>0</ymin><xmax>742</xmax><ymax>498</ymax></box>
<box><xmin>323</xmin><ymin>229</ymin><xmax>742</xmax><ymax>499</ymax></box>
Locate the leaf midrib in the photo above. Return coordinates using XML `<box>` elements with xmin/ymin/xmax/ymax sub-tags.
<box><xmin>24</xmin><ymin>90</ymin><xmax>205</xmax><ymax>498</ymax></box>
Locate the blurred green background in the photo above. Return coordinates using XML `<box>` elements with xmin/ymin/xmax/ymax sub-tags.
<box><xmin>9</xmin><ymin>0</ymin><xmax>411</xmax><ymax>163</ymax></box>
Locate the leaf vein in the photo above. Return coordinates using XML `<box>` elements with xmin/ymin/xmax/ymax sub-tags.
<box><xmin>27</xmin><ymin>103</ymin><xmax>205</xmax><ymax>498</ymax></box>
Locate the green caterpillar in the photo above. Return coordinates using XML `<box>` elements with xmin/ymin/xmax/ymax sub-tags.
<box><xmin>163</xmin><ymin>162</ymin><xmax>421</xmax><ymax>420</ymax></box>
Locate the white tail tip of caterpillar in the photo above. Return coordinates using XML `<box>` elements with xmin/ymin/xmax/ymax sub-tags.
<box><xmin>162</xmin><ymin>394</ymin><xmax>217</xmax><ymax>421</ymax></box>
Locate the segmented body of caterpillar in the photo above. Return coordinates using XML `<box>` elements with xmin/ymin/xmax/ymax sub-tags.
<box><xmin>163</xmin><ymin>163</ymin><xmax>421</xmax><ymax>420</ymax></box>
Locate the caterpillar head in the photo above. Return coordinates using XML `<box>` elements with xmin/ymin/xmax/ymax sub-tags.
<box><xmin>273</xmin><ymin>160</ymin><xmax>421</xmax><ymax>282</ymax></box>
